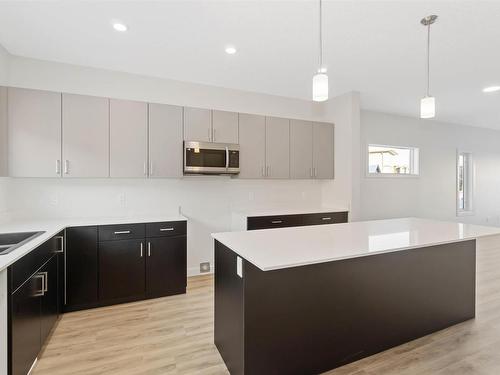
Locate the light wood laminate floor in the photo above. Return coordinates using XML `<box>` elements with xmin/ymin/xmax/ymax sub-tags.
<box><xmin>34</xmin><ymin>245</ymin><xmax>500</xmax><ymax>375</ymax></box>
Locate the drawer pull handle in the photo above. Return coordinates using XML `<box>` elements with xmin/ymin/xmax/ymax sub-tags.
<box><xmin>114</xmin><ymin>230</ymin><xmax>131</xmax><ymax>234</ymax></box>
<box><xmin>33</xmin><ymin>274</ymin><xmax>45</xmax><ymax>297</ymax></box>
<box><xmin>160</xmin><ymin>228</ymin><xmax>175</xmax><ymax>231</ymax></box>
<box><xmin>140</xmin><ymin>243</ymin><xmax>143</xmax><ymax>257</ymax></box>
<box><xmin>322</xmin><ymin>217</ymin><xmax>332</xmax><ymax>221</ymax></box>
<box><xmin>271</xmin><ymin>220</ymin><xmax>283</xmax><ymax>224</ymax></box>
<box><xmin>53</xmin><ymin>235</ymin><xmax>64</xmax><ymax>253</ymax></box>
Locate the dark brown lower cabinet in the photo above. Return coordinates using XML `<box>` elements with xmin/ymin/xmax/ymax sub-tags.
<box><xmin>146</xmin><ymin>236</ymin><xmax>187</xmax><ymax>298</ymax></box>
<box><xmin>40</xmin><ymin>256</ymin><xmax>59</xmax><ymax>345</ymax></box>
<box><xmin>11</xmin><ymin>273</ymin><xmax>43</xmax><ymax>375</ymax></box>
<box><xmin>247</xmin><ymin>211</ymin><xmax>348</xmax><ymax>230</ymax></box>
<box><xmin>99</xmin><ymin>239</ymin><xmax>146</xmax><ymax>303</ymax></box>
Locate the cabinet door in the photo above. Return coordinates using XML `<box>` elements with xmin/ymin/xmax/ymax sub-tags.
<box><xmin>62</xmin><ymin>94</ymin><xmax>109</xmax><ymax>177</ymax></box>
<box><xmin>109</xmin><ymin>99</ymin><xmax>148</xmax><ymax>177</ymax></box>
<box><xmin>0</xmin><ymin>87</ymin><xmax>7</xmax><ymax>176</ymax></box>
<box><xmin>212</xmin><ymin>110</ymin><xmax>238</xmax><ymax>143</ymax></box>
<box><xmin>183</xmin><ymin>107</ymin><xmax>211</xmax><ymax>142</ymax></box>
<box><xmin>313</xmin><ymin>122</ymin><xmax>334</xmax><ymax>179</ymax></box>
<box><xmin>146</xmin><ymin>236</ymin><xmax>187</xmax><ymax>298</ymax></box>
<box><xmin>149</xmin><ymin>103</ymin><xmax>183</xmax><ymax>177</ymax></box>
<box><xmin>8</xmin><ymin>88</ymin><xmax>61</xmax><ymax>177</ymax></box>
<box><xmin>290</xmin><ymin>120</ymin><xmax>313</xmax><ymax>179</ymax></box>
<box><xmin>265</xmin><ymin>117</ymin><xmax>290</xmax><ymax>179</ymax></box>
<box><xmin>99</xmin><ymin>239</ymin><xmax>145</xmax><ymax>302</ymax></box>
<box><xmin>238</xmin><ymin>113</ymin><xmax>266</xmax><ymax>179</ymax></box>
<box><xmin>40</xmin><ymin>256</ymin><xmax>59</xmax><ymax>345</ymax></box>
<box><xmin>65</xmin><ymin>227</ymin><xmax>98</xmax><ymax>310</ymax></box>
<box><xmin>11</xmin><ymin>274</ymin><xmax>42</xmax><ymax>375</ymax></box>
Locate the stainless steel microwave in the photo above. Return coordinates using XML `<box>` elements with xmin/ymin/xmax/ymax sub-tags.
<box><xmin>184</xmin><ymin>141</ymin><xmax>240</xmax><ymax>175</ymax></box>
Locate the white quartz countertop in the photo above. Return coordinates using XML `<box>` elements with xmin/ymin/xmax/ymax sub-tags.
<box><xmin>0</xmin><ymin>215</ymin><xmax>187</xmax><ymax>271</ymax></box>
<box><xmin>232</xmin><ymin>207</ymin><xmax>349</xmax><ymax>218</ymax></box>
<box><xmin>212</xmin><ymin>217</ymin><xmax>500</xmax><ymax>271</ymax></box>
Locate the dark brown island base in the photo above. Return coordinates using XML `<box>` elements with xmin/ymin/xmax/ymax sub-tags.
<box><xmin>213</xmin><ymin>219</ymin><xmax>479</xmax><ymax>374</ymax></box>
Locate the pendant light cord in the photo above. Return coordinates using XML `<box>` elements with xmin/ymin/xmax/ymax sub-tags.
<box><xmin>426</xmin><ymin>22</ymin><xmax>430</xmax><ymax>97</ymax></box>
<box><xmin>318</xmin><ymin>0</ymin><xmax>323</xmax><ymax>71</ymax></box>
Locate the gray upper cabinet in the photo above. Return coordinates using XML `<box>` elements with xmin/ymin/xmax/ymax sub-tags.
<box><xmin>8</xmin><ymin>87</ymin><xmax>62</xmax><ymax>177</ymax></box>
<box><xmin>313</xmin><ymin>122</ymin><xmax>334</xmax><ymax>179</ymax></box>
<box><xmin>0</xmin><ymin>87</ymin><xmax>7</xmax><ymax>177</ymax></box>
<box><xmin>290</xmin><ymin>120</ymin><xmax>313</xmax><ymax>179</ymax></box>
<box><xmin>183</xmin><ymin>107</ymin><xmax>211</xmax><ymax>142</ymax></box>
<box><xmin>149</xmin><ymin>103</ymin><xmax>183</xmax><ymax>178</ymax></box>
<box><xmin>109</xmin><ymin>99</ymin><xmax>148</xmax><ymax>178</ymax></box>
<box><xmin>238</xmin><ymin>113</ymin><xmax>266</xmax><ymax>179</ymax></box>
<box><xmin>212</xmin><ymin>110</ymin><xmax>238</xmax><ymax>144</ymax></box>
<box><xmin>265</xmin><ymin>117</ymin><xmax>290</xmax><ymax>179</ymax></box>
<box><xmin>62</xmin><ymin>94</ymin><xmax>109</xmax><ymax>178</ymax></box>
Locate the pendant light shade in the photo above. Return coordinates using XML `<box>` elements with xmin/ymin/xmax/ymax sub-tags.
<box><xmin>312</xmin><ymin>0</ymin><xmax>328</xmax><ymax>102</ymax></box>
<box><xmin>420</xmin><ymin>96</ymin><xmax>435</xmax><ymax>119</ymax></box>
<box><xmin>420</xmin><ymin>15</ymin><xmax>438</xmax><ymax>119</ymax></box>
<box><xmin>313</xmin><ymin>73</ymin><xmax>329</xmax><ymax>102</ymax></box>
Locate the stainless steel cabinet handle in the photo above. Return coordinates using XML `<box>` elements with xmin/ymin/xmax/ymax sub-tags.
<box><xmin>114</xmin><ymin>230</ymin><xmax>131</xmax><ymax>234</ymax></box>
<box><xmin>33</xmin><ymin>274</ymin><xmax>45</xmax><ymax>297</ymax></box>
<box><xmin>56</xmin><ymin>160</ymin><xmax>61</xmax><ymax>175</ymax></box>
<box><xmin>140</xmin><ymin>243</ymin><xmax>143</xmax><ymax>257</ymax></box>
<box><xmin>143</xmin><ymin>162</ymin><xmax>147</xmax><ymax>176</ymax></box>
<box><xmin>159</xmin><ymin>228</ymin><xmax>174</xmax><ymax>232</ymax></box>
<box><xmin>148</xmin><ymin>242</ymin><xmax>151</xmax><ymax>257</ymax></box>
<box><xmin>40</xmin><ymin>271</ymin><xmax>48</xmax><ymax>292</ymax></box>
<box><xmin>213</xmin><ymin>128</ymin><xmax>216</xmax><ymax>142</ymax></box>
<box><xmin>267</xmin><ymin>165</ymin><xmax>270</xmax><ymax>177</ymax></box>
<box><xmin>53</xmin><ymin>235</ymin><xmax>64</xmax><ymax>253</ymax></box>
<box><xmin>208</xmin><ymin>127</ymin><xmax>211</xmax><ymax>141</ymax></box>
<box><xmin>271</xmin><ymin>220</ymin><xmax>283</xmax><ymax>224</ymax></box>
<box><xmin>313</xmin><ymin>167</ymin><xmax>317</xmax><ymax>178</ymax></box>
<box><xmin>225</xmin><ymin>146</ymin><xmax>229</xmax><ymax>169</ymax></box>
<box><xmin>322</xmin><ymin>217</ymin><xmax>332</xmax><ymax>221</ymax></box>
<box><xmin>64</xmin><ymin>160</ymin><xmax>69</xmax><ymax>174</ymax></box>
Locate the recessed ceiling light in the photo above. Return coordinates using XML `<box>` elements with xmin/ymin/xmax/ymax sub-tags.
<box><xmin>112</xmin><ymin>22</ymin><xmax>128</xmax><ymax>32</ymax></box>
<box><xmin>482</xmin><ymin>86</ymin><xmax>500</xmax><ymax>93</ymax></box>
<box><xmin>225</xmin><ymin>46</ymin><xmax>237</xmax><ymax>55</ymax></box>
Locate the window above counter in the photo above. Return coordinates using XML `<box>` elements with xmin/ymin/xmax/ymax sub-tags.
<box><xmin>367</xmin><ymin>144</ymin><xmax>420</xmax><ymax>177</ymax></box>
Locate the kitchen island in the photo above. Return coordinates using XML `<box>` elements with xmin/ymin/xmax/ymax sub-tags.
<box><xmin>212</xmin><ymin>218</ymin><xmax>500</xmax><ymax>375</ymax></box>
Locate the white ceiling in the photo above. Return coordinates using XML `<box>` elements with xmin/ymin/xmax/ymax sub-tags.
<box><xmin>0</xmin><ymin>1</ymin><xmax>499</xmax><ymax>129</ymax></box>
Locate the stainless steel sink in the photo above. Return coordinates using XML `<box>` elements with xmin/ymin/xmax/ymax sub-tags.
<box><xmin>0</xmin><ymin>231</ymin><xmax>45</xmax><ymax>255</ymax></box>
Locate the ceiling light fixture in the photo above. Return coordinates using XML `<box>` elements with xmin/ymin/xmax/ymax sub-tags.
<box><xmin>420</xmin><ymin>15</ymin><xmax>438</xmax><ymax>119</ymax></box>
<box><xmin>225</xmin><ymin>46</ymin><xmax>237</xmax><ymax>55</ymax></box>
<box><xmin>483</xmin><ymin>86</ymin><xmax>500</xmax><ymax>93</ymax></box>
<box><xmin>112</xmin><ymin>22</ymin><xmax>128</xmax><ymax>32</ymax></box>
<box><xmin>312</xmin><ymin>0</ymin><xmax>328</xmax><ymax>102</ymax></box>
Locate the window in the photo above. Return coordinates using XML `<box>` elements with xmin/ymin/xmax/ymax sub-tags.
<box><xmin>457</xmin><ymin>152</ymin><xmax>474</xmax><ymax>214</ymax></box>
<box><xmin>367</xmin><ymin>145</ymin><xmax>419</xmax><ymax>176</ymax></box>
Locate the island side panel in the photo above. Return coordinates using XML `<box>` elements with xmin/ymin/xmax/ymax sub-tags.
<box><xmin>214</xmin><ymin>240</ymin><xmax>244</xmax><ymax>375</ymax></box>
<box><xmin>243</xmin><ymin>240</ymin><xmax>476</xmax><ymax>375</ymax></box>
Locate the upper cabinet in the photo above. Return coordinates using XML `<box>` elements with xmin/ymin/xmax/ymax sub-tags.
<box><xmin>149</xmin><ymin>103</ymin><xmax>183</xmax><ymax>178</ymax></box>
<box><xmin>313</xmin><ymin>122</ymin><xmax>334</xmax><ymax>179</ymax></box>
<box><xmin>8</xmin><ymin>87</ymin><xmax>62</xmax><ymax>177</ymax></box>
<box><xmin>290</xmin><ymin>120</ymin><xmax>313</xmax><ymax>179</ymax></box>
<box><xmin>265</xmin><ymin>117</ymin><xmax>290</xmax><ymax>179</ymax></box>
<box><xmin>62</xmin><ymin>94</ymin><xmax>109</xmax><ymax>178</ymax></box>
<box><xmin>212</xmin><ymin>110</ymin><xmax>238</xmax><ymax>144</ymax></box>
<box><xmin>183</xmin><ymin>107</ymin><xmax>211</xmax><ymax>142</ymax></box>
<box><xmin>109</xmin><ymin>99</ymin><xmax>148</xmax><ymax>178</ymax></box>
<box><xmin>238</xmin><ymin>113</ymin><xmax>266</xmax><ymax>178</ymax></box>
<box><xmin>0</xmin><ymin>87</ymin><xmax>7</xmax><ymax>176</ymax></box>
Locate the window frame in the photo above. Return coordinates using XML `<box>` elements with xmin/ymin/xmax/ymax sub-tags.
<box><xmin>456</xmin><ymin>150</ymin><xmax>475</xmax><ymax>216</ymax></box>
<box><xmin>366</xmin><ymin>143</ymin><xmax>420</xmax><ymax>178</ymax></box>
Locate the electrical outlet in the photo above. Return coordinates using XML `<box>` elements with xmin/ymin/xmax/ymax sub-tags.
<box><xmin>200</xmin><ymin>262</ymin><xmax>211</xmax><ymax>273</ymax></box>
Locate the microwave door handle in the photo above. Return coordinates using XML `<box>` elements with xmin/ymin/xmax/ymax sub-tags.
<box><xmin>225</xmin><ymin>146</ymin><xmax>229</xmax><ymax>169</ymax></box>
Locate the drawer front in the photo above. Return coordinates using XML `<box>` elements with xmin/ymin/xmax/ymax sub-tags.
<box><xmin>247</xmin><ymin>215</ymin><xmax>303</xmax><ymax>231</ymax></box>
<box><xmin>98</xmin><ymin>224</ymin><xmax>145</xmax><ymax>242</ymax></box>
<box><xmin>301</xmin><ymin>212</ymin><xmax>348</xmax><ymax>226</ymax></box>
<box><xmin>146</xmin><ymin>221</ymin><xmax>187</xmax><ymax>238</ymax></box>
<box><xmin>10</xmin><ymin>231</ymin><xmax>64</xmax><ymax>293</ymax></box>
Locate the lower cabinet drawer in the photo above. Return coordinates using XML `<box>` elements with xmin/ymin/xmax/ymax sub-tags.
<box><xmin>301</xmin><ymin>212</ymin><xmax>349</xmax><ymax>226</ymax></box>
<box><xmin>247</xmin><ymin>215</ymin><xmax>303</xmax><ymax>230</ymax></box>
<box><xmin>98</xmin><ymin>224</ymin><xmax>145</xmax><ymax>242</ymax></box>
<box><xmin>146</xmin><ymin>221</ymin><xmax>187</xmax><ymax>238</ymax></box>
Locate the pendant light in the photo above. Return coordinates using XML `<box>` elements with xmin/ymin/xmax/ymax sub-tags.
<box><xmin>420</xmin><ymin>15</ymin><xmax>438</xmax><ymax>119</ymax></box>
<box><xmin>312</xmin><ymin>0</ymin><xmax>328</xmax><ymax>102</ymax></box>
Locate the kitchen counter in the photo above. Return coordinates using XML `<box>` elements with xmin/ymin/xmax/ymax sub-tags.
<box><xmin>0</xmin><ymin>215</ymin><xmax>187</xmax><ymax>271</ymax></box>
<box><xmin>214</xmin><ymin>217</ymin><xmax>500</xmax><ymax>374</ymax></box>
<box><xmin>214</xmin><ymin>217</ymin><xmax>500</xmax><ymax>271</ymax></box>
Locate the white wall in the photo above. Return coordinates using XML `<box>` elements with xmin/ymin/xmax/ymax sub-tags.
<box><xmin>2</xmin><ymin>54</ymin><xmax>357</xmax><ymax>274</ymax></box>
<box><xmin>0</xmin><ymin>44</ymin><xmax>8</xmax><ymax>85</ymax></box>
<box><xmin>0</xmin><ymin>45</ymin><xmax>9</xmax><ymax>220</ymax></box>
<box><xmin>360</xmin><ymin>110</ymin><xmax>500</xmax><ymax>226</ymax></box>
